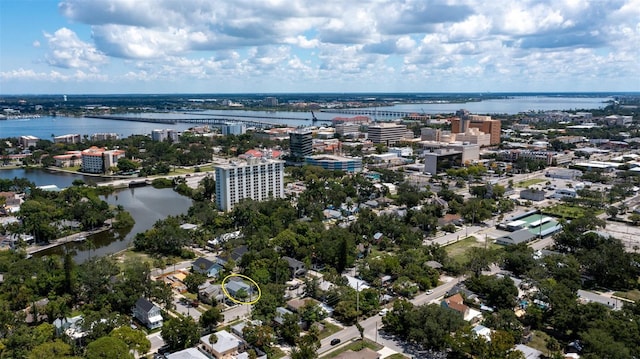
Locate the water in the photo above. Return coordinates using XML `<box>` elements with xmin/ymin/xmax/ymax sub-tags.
<box><xmin>0</xmin><ymin>116</ymin><xmax>195</xmax><ymax>140</ymax></box>
<box><xmin>0</xmin><ymin>168</ymin><xmax>193</xmax><ymax>262</ymax></box>
<box><xmin>0</xmin><ymin>96</ymin><xmax>614</xmax><ymax>139</ymax></box>
<box><xmin>0</xmin><ymin>167</ymin><xmax>109</xmax><ymax>187</ymax></box>
<box><xmin>367</xmin><ymin>96</ymin><xmax>612</xmax><ymax>115</ymax></box>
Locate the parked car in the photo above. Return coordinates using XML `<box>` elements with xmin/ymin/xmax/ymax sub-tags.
<box><xmin>330</xmin><ymin>338</ymin><xmax>341</xmax><ymax>345</ymax></box>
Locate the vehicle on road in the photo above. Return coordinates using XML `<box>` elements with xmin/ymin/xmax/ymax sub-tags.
<box><xmin>426</xmin><ymin>290</ymin><xmax>434</xmax><ymax>294</ymax></box>
<box><xmin>330</xmin><ymin>338</ymin><xmax>341</xmax><ymax>345</ymax></box>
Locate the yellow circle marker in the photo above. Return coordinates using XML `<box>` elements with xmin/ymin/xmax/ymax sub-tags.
<box><xmin>221</xmin><ymin>273</ymin><xmax>262</xmax><ymax>305</ymax></box>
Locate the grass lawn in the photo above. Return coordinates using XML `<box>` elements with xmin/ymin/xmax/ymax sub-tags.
<box><xmin>517</xmin><ymin>178</ymin><xmax>546</xmax><ymax>188</ymax></box>
<box><xmin>319</xmin><ymin>320</ymin><xmax>343</xmax><ymax>339</ymax></box>
<box><xmin>445</xmin><ymin>236</ymin><xmax>501</xmax><ymax>264</ymax></box>
<box><xmin>542</xmin><ymin>204</ymin><xmax>603</xmax><ymax>220</ymax></box>
<box><xmin>613</xmin><ymin>289</ymin><xmax>640</xmax><ymax>302</ymax></box>
<box><xmin>320</xmin><ymin>339</ymin><xmax>383</xmax><ymax>358</ymax></box>
<box><xmin>527</xmin><ymin>330</ymin><xmax>551</xmax><ymax>354</ymax></box>
<box><xmin>115</xmin><ymin>249</ymin><xmax>152</xmax><ymax>268</ymax></box>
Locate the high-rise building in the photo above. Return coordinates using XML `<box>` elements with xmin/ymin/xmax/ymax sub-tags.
<box><xmin>289</xmin><ymin>129</ymin><xmax>313</xmax><ymax>160</ymax></box>
<box><xmin>367</xmin><ymin>123</ymin><xmax>408</xmax><ymax>145</ymax></box>
<box><xmin>214</xmin><ymin>158</ymin><xmax>285</xmax><ymax>211</ymax></box>
<box><xmin>450</xmin><ymin>111</ymin><xmax>501</xmax><ymax>145</ymax></box>
<box><xmin>81</xmin><ymin>146</ymin><xmax>126</xmax><ymax>173</ymax></box>
<box><xmin>221</xmin><ymin>122</ymin><xmax>246</xmax><ymax>135</ymax></box>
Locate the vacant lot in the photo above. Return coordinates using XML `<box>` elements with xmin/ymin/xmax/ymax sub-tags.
<box><xmin>445</xmin><ymin>236</ymin><xmax>500</xmax><ymax>264</ymax></box>
<box><xmin>517</xmin><ymin>178</ymin><xmax>546</xmax><ymax>188</ymax></box>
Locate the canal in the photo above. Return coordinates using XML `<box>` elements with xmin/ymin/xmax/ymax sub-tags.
<box><xmin>0</xmin><ymin>168</ymin><xmax>193</xmax><ymax>262</ymax></box>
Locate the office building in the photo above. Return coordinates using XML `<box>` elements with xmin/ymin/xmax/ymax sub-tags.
<box><xmin>221</xmin><ymin>122</ymin><xmax>246</xmax><ymax>136</ymax></box>
<box><xmin>215</xmin><ymin>158</ymin><xmax>285</xmax><ymax>211</ymax></box>
<box><xmin>19</xmin><ymin>135</ymin><xmax>39</xmax><ymax>148</ymax></box>
<box><xmin>304</xmin><ymin>155</ymin><xmax>362</xmax><ymax>173</ymax></box>
<box><xmin>289</xmin><ymin>129</ymin><xmax>313</xmax><ymax>160</ymax></box>
<box><xmin>263</xmin><ymin>97</ymin><xmax>279</xmax><ymax>106</ymax></box>
<box><xmin>450</xmin><ymin>111</ymin><xmax>501</xmax><ymax>145</ymax></box>
<box><xmin>367</xmin><ymin>123</ymin><xmax>409</xmax><ymax>145</ymax></box>
<box><xmin>81</xmin><ymin>146</ymin><xmax>126</xmax><ymax>174</ymax></box>
<box><xmin>54</xmin><ymin>134</ymin><xmax>81</xmax><ymax>144</ymax></box>
<box><xmin>151</xmin><ymin>129</ymin><xmax>180</xmax><ymax>142</ymax></box>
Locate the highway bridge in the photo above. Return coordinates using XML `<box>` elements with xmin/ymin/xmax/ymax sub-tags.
<box><xmin>320</xmin><ymin>108</ymin><xmax>430</xmax><ymax>119</ymax></box>
<box><xmin>86</xmin><ymin>114</ymin><xmax>283</xmax><ymax>128</ymax></box>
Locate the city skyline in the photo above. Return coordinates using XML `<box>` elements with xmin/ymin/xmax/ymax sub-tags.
<box><xmin>1</xmin><ymin>0</ymin><xmax>639</xmax><ymax>95</ymax></box>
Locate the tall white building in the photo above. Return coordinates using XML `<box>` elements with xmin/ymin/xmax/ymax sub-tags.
<box><xmin>215</xmin><ymin>157</ymin><xmax>285</xmax><ymax>211</ymax></box>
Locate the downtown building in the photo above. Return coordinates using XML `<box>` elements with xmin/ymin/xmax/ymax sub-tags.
<box><xmin>367</xmin><ymin>123</ymin><xmax>412</xmax><ymax>145</ymax></box>
<box><xmin>214</xmin><ymin>157</ymin><xmax>285</xmax><ymax>211</ymax></box>
<box><xmin>450</xmin><ymin>111</ymin><xmax>501</xmax><ymax>145</ymax></box>
<box><xmin>289</xmin><ymin>129</ymin><xmax>313</xmax><ymax>162</ymax></box>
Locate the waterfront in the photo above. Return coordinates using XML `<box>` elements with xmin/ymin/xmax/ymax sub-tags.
<box><xmin>0</xmin><ymin>96</ymin><xmax>614</xmax><ymax>139</ymax></box>
<box><xmin>0</xmin><ymin>168</ymin><xmax>193</xmax><ymax>262</ymax></box>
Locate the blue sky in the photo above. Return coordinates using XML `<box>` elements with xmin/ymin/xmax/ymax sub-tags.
<box><xmin>1</xmin><ymin>0</ymin><xmax>639</xmax><ymax>94</ymax></box>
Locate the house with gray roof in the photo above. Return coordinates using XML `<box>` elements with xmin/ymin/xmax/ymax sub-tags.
<box><xmin>200</xmin><ymin>330</ymin><xmax>245</xmax><ymax>359</ymax></box>
<box><xmin>192</xmin><ymin>257</ymin><xmax>223</xmax><ymax>278</ymax></box>
<box><xmin>133</xmin><ymin>298</ymin><xmax>163</xmax><ymax>329</ymax></box>
<box><xmin>283</xmin><ymin>256</ymin><xmax>306</xmax><ymax>278</ymax></box>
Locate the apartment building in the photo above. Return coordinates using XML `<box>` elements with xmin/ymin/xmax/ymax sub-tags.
<box><xmin>214</xmin><ymin>157</ymin><xmax>285</xmax><ymax>211</ymax></box>
<box><xmin>81</xmin><ymin>146</ymin><xmax>126</xmax><ymax>174</ymax></box>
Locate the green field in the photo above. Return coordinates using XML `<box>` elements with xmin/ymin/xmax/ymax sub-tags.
<box><xmin>445</xmin><ymin>236</ymin><xmax>500</xmax><ymax>264</ymax></box>
<box><xmin>517</xmin><ymin>178</ymin><xmax>546</xmax><ymax>188</ymax></box>
<box><xmin>542</xmin><ymin>204</ymin><xmax>603</xmax><ymax>220</ymax></box>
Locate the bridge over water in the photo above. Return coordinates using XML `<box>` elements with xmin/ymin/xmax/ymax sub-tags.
<box><xmin>320</xmin><ymin>109</ymin><xmax>429</xmax><ymax>119</ymax></box>
<box><xmin>86</xmin><ymin>114</ymin><xmax>285</xmax><ymax>128</ymax></box>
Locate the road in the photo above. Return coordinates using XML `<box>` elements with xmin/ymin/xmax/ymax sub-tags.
<box><xmin>318</xmin><ymin>275</ymin><xmax>462</xmax><ymax>355</ymax></box>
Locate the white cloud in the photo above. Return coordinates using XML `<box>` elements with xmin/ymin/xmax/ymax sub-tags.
<box><xmin>44</xmin><ymin>28</ymin><xmax>107</xmax><ymax>69</ymax></box>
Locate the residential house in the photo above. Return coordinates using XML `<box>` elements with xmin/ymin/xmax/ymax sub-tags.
<box><xmin>514</xmin><ymin>344</ymin><xmax>543</xmax><ymax>359</ymax></box>
<box><xmin>217</xmin><ymin>245</ymin><xmax>248</xmax><ymax>267</ymax></box>
<box><xmin>199</xmin><ymin>282</ymin><xmax>224</xmax><ymax>305</ymax></box>
<box><xmin>199</xmin><ymin>330</ymin><xmax>245</xmax><ymax>359</ymax></box>
<box><xmin>193</xmin><ymin>257</ymin><xmax>223</xmax><ymax>278</ymax></box>
<box><xmin>166</xmin><ymin>347</ymin><xmax>210</xmax><ymax>359</ymax></box>
<box><xmin>225</xmin><ymin>279</ymin><xmax>252</xmax><ymax>299</ymax></box>
<box><xmin>53</xmin><ymin>315</ymin><xmax>87</xmax><ymax>340</ymax></box>
<box><xmin>282</xmin><ymin>256</ymin><xmax>306</xmax><ymax>278</ymax></box>
<box><xmin>133</xmin><ymin>298</ymin><xmax>163</xmax><ymax>329</ymax></box>
<box><xmin>274</xmin><ymin>307</ymin><xmax>295</xmax><ymax>326</ymax></box>
<box><xmin>442</xmin><ymin>293</ymin><xmax>470</xmax><ymax>318</ymax></box>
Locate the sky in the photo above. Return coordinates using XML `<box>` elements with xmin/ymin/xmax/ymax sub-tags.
<box><xmin>0</xmin><ymin>0</ymin><xmax>639</xmax><ymax>94</ymax></box>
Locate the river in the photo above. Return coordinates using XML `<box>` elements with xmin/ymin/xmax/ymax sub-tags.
<box><xmin>0</xmin><ymin>95</ymin><xmax>613</xmax><ymax>139</ymax></box>
<box><xmin>0</xmin><ymin>168</ymin><xmax>193</xmax><ymax>262</ymax></box>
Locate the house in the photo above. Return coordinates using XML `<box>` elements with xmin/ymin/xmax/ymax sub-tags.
<box><xmin>217</xmin><ymin>245</ymin><xmax>248</xmax><ymax>267</ymax></box>
<box><xmin>442</xmin><ymin>293</ymin><xmax>470</xmax><ymax>318</ymax></box>
<box><xmin>53</xmin><ymin>315</ymin><xmax>89</xmax><ymax>341</ymax></box>
<box><xmin>472</xmin><ymin>324</ymin><xmax>492</xmax><ymax>341</ymax></box>
<box><xmin>199</xmin><ymin>282</ymin><xmax>224</xmax><ymax>304</ymax></box>
<box><xmin>133</xmin><ymin>298</ymin><xmax>163</xmax><ymax>329</ymax></box>
<box><xmin>286</xmin><ymin>297</ymin><xmax>322</xmax><ymax>314</ymax></box>
<box><xmin>200</xmin><ymin>330</ymin><xmax>245</xmax><ymax>359</ymax></box>
<box><xmin>166</xmin><ymin>347</ymin><xmax>210</xmax><ymax>359</ymax></box>
<box><xmin>334</xmin><ymin>348</ymin><xmax>380</xmax><ymax>359</ymax></box>
<box><xmin>193</xmin><ymin>257</ymin><xmax>223</xmax><ymax>278</ymax></box>
<box><xmin>515</xmin><ymin>344</ymin><xmax>543</xmax><ymax>359</ymax></box>
<box><xmin>274</xmin><ymin>307</ymin><xmax>295</xmax><ymax>325</ymax></box>
<box><xmin>283</xmin><ymin>256</ymin><xmax>306</xmax><ymax>278</ymax></box>
<box><xmin>343</xmin><ymin>275</ymin><xmax>370</xmax><ymax>291</ymax></box>
<box><xmin>225</xmin><ymin>279</ymin><xmax>252</xmax><ymax>298</ymax></box>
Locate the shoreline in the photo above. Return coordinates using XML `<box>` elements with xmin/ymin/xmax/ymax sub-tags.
<box><xmin>25</xmin><ymin>224</ymin><xmax>112</xmax><ymax>255</ymax></box>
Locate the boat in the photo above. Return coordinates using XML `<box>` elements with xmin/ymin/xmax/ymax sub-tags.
<box><xmin>74</xmin><ymin>236</ymin><xmax>86</xmax><ymax>242</ymax></box>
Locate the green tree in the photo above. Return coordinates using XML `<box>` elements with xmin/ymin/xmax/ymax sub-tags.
<box><xmin>85</xmin><ymin>336</ymin><xmax>133</xmax><ymax>359</ymax></box>
<box><xmin>183</xmin><ymin>272</ymin><xmax>207</xmax><ymax>294</ymax></box>
<box><xmin>199</xmin><ymin>306</ymin><xmax>223</xmax><ymax>333</ymax></box>
<box><xmin>109</xmin><ymin>326</ymin><xmax>151</xmax><ymax>356</ymax></box>
<box><xmin>162</xmin><ymin>317</ymin><xmax>200</xmax><ymax>351</ymax></box>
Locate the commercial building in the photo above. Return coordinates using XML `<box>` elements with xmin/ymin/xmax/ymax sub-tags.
<box><xmin>151</xmin><ymin>129</ymin><xmax>180</xmax><ymax>142</ymax></box>
<box><xmin>289</xmin><ymin>129</ymin><xmax>313</xmax><ymax>160</ymax></box>
<box><xmin>367</xmin><ymin>123</ymin><xmax>410</xmax><ymax>145</ymax></box>
<box><xmin>221</xmin><ymin>122</ymin><xmax>246</xmax><ymax>136</ymax></box>
<box><xmin>19</xmin><ymin>135</ymin><xmax>39</xmax><ymax>148</ymax></box>
<box><xmin>423</xmin><ymin>149</ymin><xmax>463</xmax><ymax>175</ymax></box>
<box><xmin>91</xmin><ymin>133</ymin><xmax>119</xmax><ymax>141</ymax></box>
<box><xmin>80</xmin><ymin>146</ymin><xmax>126</xmax><ymax>174</ymax></box>
<box><xmin>450</xmin><ymin>112</ymin><xmax>501</xmax><ymax>145</ymax></box>
<box><xmin>52</xmin><ymin>151</ymin><xmax>82</xmax><ymax>168</ymax></box>
<box><xmin>54</xmin><ymin>134</ymin><xmax>81</xmax><ymax>144</ymax></box>
<box><xmin>454</xmin><ymin>128</ymin><xmax>492</xmax><ymax>147</ymax></box>
<box><xmin>305</xmin><ymin>155</ymin><xmax>362</xmax><ymax>173</ymax></box>
<box><xmin>214</xmin><ymin>157</ymin><xmax>285</xmax><ymax>211</ymax></box>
